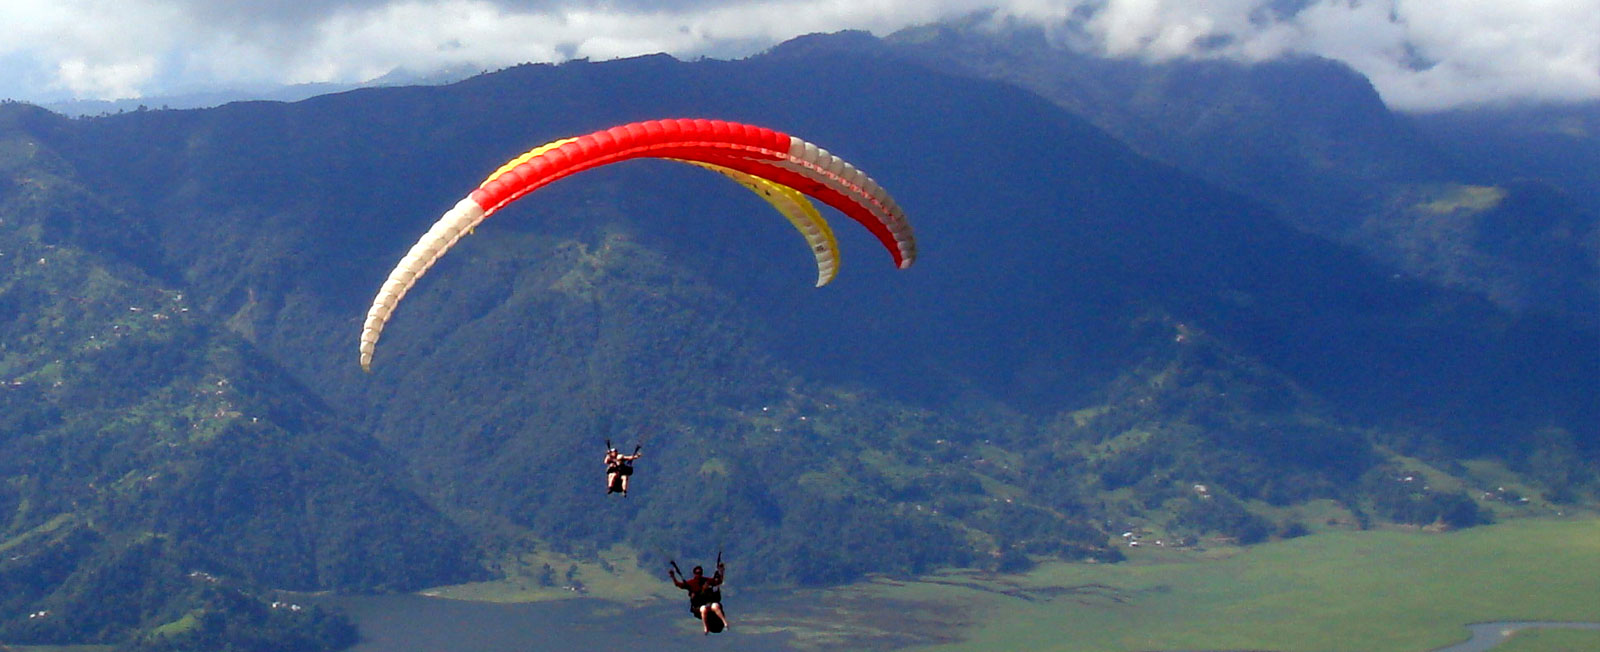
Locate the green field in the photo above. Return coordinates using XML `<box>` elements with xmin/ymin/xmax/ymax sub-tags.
<box><xmin>874</xmin><ymin>517</ymin><xmax>1600</xmax><ymax>652</ymax></box>
<box><xmin>410</xmin><ymin>517</ymin><xmax>1599</xmax><ymax>651</ymax></box>
<box><xmin>419</xmin><ymin>544</ymin><xmax>680</xmax><ymax>603</ymax></box>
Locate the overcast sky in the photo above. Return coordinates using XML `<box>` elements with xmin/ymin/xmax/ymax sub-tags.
<box><xmin>2</xmin><ymin>0</ymin><xmax>1596</xmax><ymax>112</ymax></box>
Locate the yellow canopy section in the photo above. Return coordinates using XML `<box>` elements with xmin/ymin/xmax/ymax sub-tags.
<box><xmin>675</xmin><ymin>160</ymin><xmax>840</xmax><ymax>287</ymax></box>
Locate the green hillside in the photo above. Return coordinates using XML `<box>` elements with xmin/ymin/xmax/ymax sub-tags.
<box><xmin>1</xmin><ymin>106</ymin><xmax>481</xmax><ymax>649</ymax></box>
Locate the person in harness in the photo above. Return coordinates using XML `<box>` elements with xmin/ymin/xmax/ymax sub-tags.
<box><xmin>669</xmin><ymin>557</ymin><xmax>728</xmax><ymax>634</ymax></box>
<box><xmin>604</xmin><ymin>441</ymin><xmax>641</xmax><ymax>496</ymax></box>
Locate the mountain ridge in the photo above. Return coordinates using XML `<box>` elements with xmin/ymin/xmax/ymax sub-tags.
<box><xmin>878</xmin><ymin>21</ymin><xmax>1600</xmax><ymax>327</ymax></box>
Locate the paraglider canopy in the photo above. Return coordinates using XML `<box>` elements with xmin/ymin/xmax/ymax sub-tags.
<box><xmin>359</xmin><ymin>118</ymin><xmax>917</xmax><ymax>371</ymax></box>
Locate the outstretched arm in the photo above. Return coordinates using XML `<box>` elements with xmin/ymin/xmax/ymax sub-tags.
<box><xmin>668</xmin><ymin>564</ymin><xmax>690</xmax><ymax>590</ymax></box>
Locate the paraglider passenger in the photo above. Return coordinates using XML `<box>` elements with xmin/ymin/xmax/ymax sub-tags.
<box><xmin>670</xmin><ymin>562</ymin><xmax>728</xmax><ymax>634</ymax></box>
<box><xmin>605</xmin><ymin>446</ymin><xmax>641</xmax><ymax>496</ymax></box>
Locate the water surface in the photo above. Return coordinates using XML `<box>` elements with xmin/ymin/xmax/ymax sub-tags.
<box><xmin>1430</xmin><ymin>621</ymin><xmax>1600</xmax><ymax>652</ymax></box>
<box><xmin>323</xmin><ymin>594</ymin><xmax>797</xmax><ymax>651</ymax></box>
<box><xmin>318</xmin><ymin>582</ymin><xmax>972</xmax><ymax>652</ymax></box>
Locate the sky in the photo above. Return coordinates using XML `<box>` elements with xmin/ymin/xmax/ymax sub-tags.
<box><xmin>1</xmin><ymin>0</ymin><xmax>1596</xmax><ymax>112</ymax></box>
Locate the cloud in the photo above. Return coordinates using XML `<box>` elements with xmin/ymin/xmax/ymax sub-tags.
<box><xmin>0</xmin><ymin>0</ymin><xmax>1595</xmax><ymax>111</ymax></box>
<box><xmin>1256</xmin><ymin>0</ymin><xmax>1600</xmax><ymax>111</ymax></box>
<box><xmin>0</xmin><ymin>1</ymin><xmax>189</xmax><ymax>99</ymax></box>
<box><xmin>1041</xmin><ymin>0</ymin><xmax>1600</xmax><ymax>111</ymax></box>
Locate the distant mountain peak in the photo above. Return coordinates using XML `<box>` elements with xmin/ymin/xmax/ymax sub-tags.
<box><xmin>762</xmin><ymin>30</ymin><xmax>888</xmax><ymax>59</ymax></box>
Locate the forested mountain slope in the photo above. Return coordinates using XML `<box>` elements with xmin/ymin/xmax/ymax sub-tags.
<box><xmin>0</xmin><ymin>104</ymin><xmax>481</xmax><ymax>647</ymax></box>
<box><xmin>879</xmin><ymin>22</ymin><xmax>1600</xmax><ymax>326</ymax></box>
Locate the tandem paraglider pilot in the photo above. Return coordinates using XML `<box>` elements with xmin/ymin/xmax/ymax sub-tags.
<box><xmin>669</xmin><ymin>559</ymin><xmax>728</xmax><ymax>634</ymax></box>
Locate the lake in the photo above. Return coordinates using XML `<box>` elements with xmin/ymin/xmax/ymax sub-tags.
<box><xmin>322</xmin><ymin>594</ymin><xmax>792</xmax><ymax>651</ymax></box>
<box><xmin>1431</xmin><ymin>621</ymin><xmax>1600</xmax><ymax>652</ymax></box>
<box><xmin>319</xmin><ymin>585</ymin><xmax>969</xmax><ymax>652</ymax></box>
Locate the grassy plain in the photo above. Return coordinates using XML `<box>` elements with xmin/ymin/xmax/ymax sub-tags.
<box><xmin>410</xmin><ymin>517</ymin><xmax>1599</xmax><ymax>652</ymax></box>
<box><xmin>419</xmin><ymin>544</ymin><xmax>678</xmax><ymax>603</ymax></box>
<box><xmin>894</xmin><ymin>517</ymin><xmax>1600</xmax><ymax>652</ymax></box>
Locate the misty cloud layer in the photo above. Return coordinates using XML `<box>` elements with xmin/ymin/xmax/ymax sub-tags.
<box><xmin>2</xmin><ymin>0</ymin><xmax>1596</xmax><ymax>111</ymax></box>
